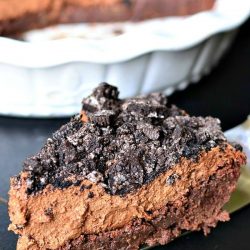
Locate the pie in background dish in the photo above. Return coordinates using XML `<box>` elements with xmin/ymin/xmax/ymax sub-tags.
<box><xmin>9</xmin><ymin>83</ymin><xmax>246</xmax><ymax>250</ymax></box>
<box><xmin>0</xmin><ymin>0</ymin><xmax>215</xmax><ymax>36</ymax></box>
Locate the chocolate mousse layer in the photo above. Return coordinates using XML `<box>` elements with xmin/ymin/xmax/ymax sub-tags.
<box><xmin>9</xmin><ymin>83</ymin><xmax>246</xmax><ymax>250</ymax></box>
<box><xmin>0</xmin><ymin>0</ymin><xmax>215</xmax><ymax>36</ymax></box>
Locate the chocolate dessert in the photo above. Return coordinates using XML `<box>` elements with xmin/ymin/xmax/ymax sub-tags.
<box><xmin>9</xmin><ymin>83</ymin><xmax>246</xmax><ymax>250</ymax></box>
<box><xmin>0</xmin><ymin>0</ymin><xmax>215</xmax><ymax>36</ymax></box>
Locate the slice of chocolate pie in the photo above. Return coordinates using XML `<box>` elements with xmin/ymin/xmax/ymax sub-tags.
<box><xmin>9</xmin><ymin>83</ymin><xmax>246</xmax><ymax>250</ymax></box>
<box><xmin>0</xmin><ymin>0</ymin><xmax>215</xmax><ymax>36</ymax></box>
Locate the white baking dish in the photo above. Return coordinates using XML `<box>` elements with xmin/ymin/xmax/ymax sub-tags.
<box><xmin>0</xmin><ymin>0</ymin><xmax>249</xmax><ymax>117</ymax></box>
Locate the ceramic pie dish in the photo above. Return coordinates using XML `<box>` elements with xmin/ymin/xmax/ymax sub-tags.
<box><xmin>0</xmin><ymin>0</ymin><xmax>249</xmax><ymax>117</ymax></box>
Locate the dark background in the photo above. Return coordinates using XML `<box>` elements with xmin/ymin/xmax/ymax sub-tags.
<box><xmin>0</xmin><ymin>17</ymin><xmax>250</xmax><ymax>250</ymax></box>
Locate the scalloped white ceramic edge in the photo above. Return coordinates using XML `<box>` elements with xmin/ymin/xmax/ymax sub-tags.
<box><xmin>0</xmin><ymin>29</ymin><xmax>238</xmax><ymax>118</ymax></box>
<box><xmin>0</xmin><ymin>0</ymin><xmax>249</xmax><ymax>67</ymax></box>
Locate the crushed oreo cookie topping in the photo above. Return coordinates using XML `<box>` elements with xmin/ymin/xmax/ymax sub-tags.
<box><xmin>22</xmin><ymin>83</ymin><xmax>227</xmax><ymax>196</ymax></box>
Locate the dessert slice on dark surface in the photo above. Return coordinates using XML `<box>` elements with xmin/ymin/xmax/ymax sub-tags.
<box><xmin>0</xmin><ymin>0</ymin><xmax>215</xmax><ymax>36</ymax></box>
<box><xmin>9</xmin><ymin>83</ymin><xmax>246</xmax><ymax>250</ymax></box>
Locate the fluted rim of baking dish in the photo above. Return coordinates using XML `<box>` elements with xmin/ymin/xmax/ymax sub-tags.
<box><xmin>0</xmin><ymin>0</ymin><xmax>249</xmax><ymax>68</ymax></box>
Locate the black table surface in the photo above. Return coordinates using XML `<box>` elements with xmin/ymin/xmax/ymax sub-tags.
<box><xmin>1</xmin><ymin>18</ymin><xmax>250</xmax><ymax>250</ymax></box>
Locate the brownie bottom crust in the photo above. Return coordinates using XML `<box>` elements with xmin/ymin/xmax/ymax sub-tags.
<box><xmin>17</xmin><ymin>155</ymin><xmax>240</xmax><ymax>250</ymax></box>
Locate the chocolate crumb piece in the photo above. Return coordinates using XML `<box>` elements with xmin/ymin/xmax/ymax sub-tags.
<box><xmin>87</xmin><ymin>171</ymin><xmax>104</xmax><ymax>183</ymax></box>
<box><xmin>86</xmin><ymin>184</ymin><xmax>93</xmax><ymax>189</ymax></box>
<box><xmin>73</xmin><ymin>180</ymin><xmax>82</xmax><ymax>186</ymax></box>
<box><xmin>80</xmin><ymin>184</ymin><xmax>93</xmax><ymax>192</ymax></box>
<box><xmin>107</xmin><ymin>158</ymin><xmax>144</xmax><ymax>195</ymax></box>
<box><xmin>88</xmin><ymin>192</ymin><xmax>94</xmax><ymax>199</ymax></box>
<box><xmin>44</xmin><ymin>208</ymin><xmax>53</xmax><ymax>218</ymax></box>
<box><xmin>230</xmin><ymin>142</ymin><xmax>243</xmax><ymax>152</ymax></box>
<box><xmin>20</xmin><ymin>83</ymin><xmax>230</xmax><ymax>196</ymax></box>
<box><xmin>142</xmin><ymin>124</ymin><xmax>160</xmax><ymax>140</ymax></box>
<box><xmin>82</xmin><ymin>83</ymin><xmax>120</xmax><ymax>113</ymax></box>
<box><xmin>15</xmin><ymin>225</ymin><xmax>25</xmax><ymax>230</ymax></box>
<box><xmin>88</xmin><ymin>110</ymin><xmax>116</xmax><ymax>127</ymax></box>
<box><xmin>145</xmin><ymin>210</ymin><xmax>153</xmax><ymax>215</ymax></box>
<box><xmin>166</xmin><ymin>174</ymin><xmax>180</xmax><ymax>186</ymax></box>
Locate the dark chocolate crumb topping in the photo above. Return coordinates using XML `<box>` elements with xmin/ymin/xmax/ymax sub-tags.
<box><xmin>166</xmin><ymin>174</ymin><xmax>180</xmax><ymax>186</ymax></box>
<box><xmin>88</xmin><ymin>192</ymin><xmax>95</xmax><ymax>199</ymax></box>
<box><xmin>44</xmin><ymin>208</ymin><xmax>53</xmax><ymax>218</ymax></box>
<box><xmin>22</xmin><ymin>83</ymin><xmax>228</xmax><ymax>196</ymax></box>
<box><xmin>230</xmin><ymin>142</ymin><xmax>243</xmax><ymax>152</ymax></box>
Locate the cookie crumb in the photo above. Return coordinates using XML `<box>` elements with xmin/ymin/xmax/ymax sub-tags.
<box><xmin>44</xmin><ymin>208</ymin><xmax>53</xmax><ymax>219</ymax></box>
<box><xmin>88</xmin><ymin>192</ymin><xmax>95</xmax><ymax>199</ymax></box>
<box><xmin>166</xmin><ymin>174</ymin><xmax>180</xmax><ymax>186</ymax></box>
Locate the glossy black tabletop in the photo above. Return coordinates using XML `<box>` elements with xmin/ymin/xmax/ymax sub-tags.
<box><xmin>1</xmin><ymin>18</ymin><xmax>250</xmax><ymax>250</ymax></box>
